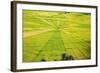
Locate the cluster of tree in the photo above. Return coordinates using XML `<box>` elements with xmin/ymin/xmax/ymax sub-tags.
<box><xmin>61</xmin><ymin>53</ymin><xmax>74</xmax><ymax>60</ymax></box>
<box><xmin>41</xmin><ymin>53</ymin><xmax>74</xmax><ymax>62</ymax></box>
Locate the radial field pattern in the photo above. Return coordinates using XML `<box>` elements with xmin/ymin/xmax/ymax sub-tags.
<box><xmin>23</xmin><ymin>10</ymin><xmax>91</xmax><ymax>62</ymax></box>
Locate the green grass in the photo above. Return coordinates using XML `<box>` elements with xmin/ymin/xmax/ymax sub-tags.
<box><xmin>23</xmin><ymin>10</ymin><xmax>91</xmax><ymax>62</ymax></box>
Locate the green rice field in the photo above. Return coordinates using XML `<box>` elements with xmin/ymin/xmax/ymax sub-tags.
<box><xmin>22</xmin><ymin>10</ymin><xmax>91</xmax><ymax>62</ymax></box>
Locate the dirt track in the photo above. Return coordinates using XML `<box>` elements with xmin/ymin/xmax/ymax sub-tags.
<box><xmin>23</xmin><ymin>29</ymin><xmax>53</xmax><ymax>38</ymax></box>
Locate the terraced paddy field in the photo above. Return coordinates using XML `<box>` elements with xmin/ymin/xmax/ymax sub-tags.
<box><xmin>22</xmin><ymin>10</ymin><xmax>91</xmax><ymax>62</ymax></box>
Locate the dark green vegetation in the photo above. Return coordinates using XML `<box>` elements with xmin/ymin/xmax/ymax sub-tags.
<box><xmin>23</xmin><ymin>10</ymin><xmax>91</xmax><ymax>62</ymax></box>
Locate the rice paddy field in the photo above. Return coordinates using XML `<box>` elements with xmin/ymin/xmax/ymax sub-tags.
<box><xmin>22</xmin><ymin>10</ymin><xmax>91</xmax><ymax>62</ymax></box>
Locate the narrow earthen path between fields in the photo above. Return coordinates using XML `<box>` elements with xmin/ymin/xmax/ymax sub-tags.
<box><xmin>24</xmin><ymin>29</ymin><xmax>53</xmax><ymax>38</ymax></box>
